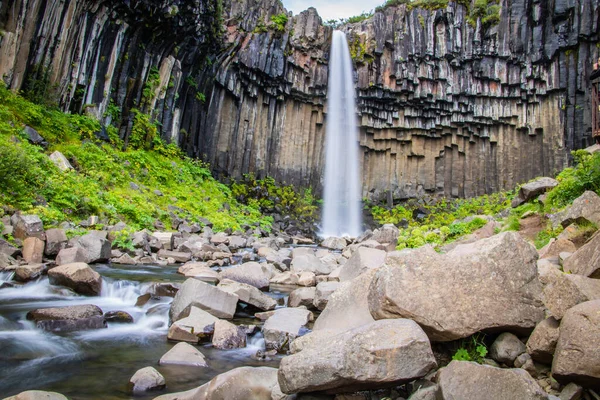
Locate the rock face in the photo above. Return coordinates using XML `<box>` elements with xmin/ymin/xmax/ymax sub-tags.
<box><xmin>436</xmin><ymin>361</ymin><xmax>548</xmax><ymax>399</ymax></box>
<box><xmin>47</xmin><ymin>262</ymin><xmax>102</xmax><ymax>296</ymax></box>
<box><xmin>278</xmin><ymin>319</ymin><xmax>436</xmax><ymax>394</ymax></box>
<box><xmin>368</xmin><ymin>232</ymin><xmax>545</xmax><ymax>341</ymax></box>
<box><xmin>169</xmin><ymin>278</ymin><xmax>238</xmax><ymax>321</ymax></box>
<box><xmin>552</xmin><ymin>300</ymin><xmax>600</xmax><ymax>388</ymax></box>
<box><xmin>1</xmin><ymin>0</ymin><xmax>596</xmax><ymax>201</ymax></box>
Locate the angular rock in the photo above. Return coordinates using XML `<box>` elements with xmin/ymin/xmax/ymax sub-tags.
<box><xmin>217</xmin><ymin>279</ymin><xmax>276</xmax><ymax>311</ymax></box>
<box><xmin>370</xmin><ymin>224</ymin><xmax>400</xmax><ymax>245</ymax></box>
<box><xmin>291</xmin><ymin>253</ymin><xmax>333</xmax><ymax>276</ymax></box>
<box><xmin>270</xmin><ymin>271</ymin><xmax>299</xmax><ymax>285</ymax></box>
<box><xmin>489</xmin><ymin>332</ymin><xmax>527</xmax><ymax>366</ymax></box>
<box><xmin>149</xmin><ymin>282</ymin><xmax>180</xmax><ymax>298</ymax></box>
<box><xmin>112</xmin><ymin>253</ymin><xmax>137</xmax><ymax>265</ymax></box>
<box><xmin>227</xmin><ymin>235</ymin><xmax>247</xmax><ymax>250</ymax></box>
<box><xmin>49</xmin><ymin>150</ymin><xmax>73</xmax><ymax>171</ymax></box>
<box><xmin>3</xmin><ymin>390</ymin><xmax>69</xmax><ymax>400</ymax></box>
<box><xmin>159</xmin><ymin>342</ymin><xmax>208</xmax><ymax>367</ymax></box>
<box><xmin>558</xmin><ymin>383</ymin><xmax>583</xmax><ymax>400</ymax></box>
<box><xmin>436</xmin><ymin>361</ymin><xmax>548</xmax><ymax>399</ymax></box>
<box><xmin>321</xmin><ymin>236</ymin><xmax>347</xmax><ymax>250</ymax></box>
<box><xmin>129</xmin><ymin>366</ymin><xmax>165</xmax><ymax>394</ymax></box>
<box><xmin>288</xmin><ymin>287</ymin><xmax>316</xmax><ymax>308</ymax></box>
<box><xmin>0</xmin><ymin>253</ymin><xmax>17</xmax><ymax>270</ymax></box>
<box><xmin>44</xmin><ymin>228</ymin><xmax>67</xmax><ymax>256</ymax></box>
<box><xmin>563</xmin><ymin>231</ymin><xmax>600</xmax><ymax>278</ymax></box>
<box><xmin>552</xmin><ymin>300</ymin><xmax>600</xmax><ymax>388</ymax></box>
<box><xmin>157</xmin><ymin>249</ymin><xmax>191</xmax><ymax>263</ymax></box>
<box><xmin>543</xmin><ymin>273</ymin><xmax>600</xmax><ymax>320</ymax></box>
<box><xmin>178</xmin><ymin>262</ymin><xmax>220</xmax><ymax>282</ymax></box>
<box><xmin>526</xmin><ymin>317</ymin><xmax>560</xmax><ymax>364</ymax></box>
<box><xmin>278</xmin><ymin>319</ymin><xmax>436</xmax><ymax>394</ymax></box>
<box><xmin>15</xmin><ymin>263</ymin><xmax>46</xmax><ymax>282</ymax></box>
<box><xmin>26</xmin><ymin>304</ymin><xmax>106</xmax><ymax>332</ymax></box>
<box><xmin>539</xmin><ymin>239</ymin><xmax>577</xmax><ymax>260</ymax></box>
<box><xmin>368</xmin><ymin>232</ymin><xmax>545</xmax><ymax>341</ymax></box>
<box><xmin>339</xmin><ymin>247</ymin><xmax>386</xmax><ymax>282</ymax></box>
<box><xmin>55</xmin><ymin>246</ymin><xmax>87</xmax><ymax>265</ymax></box>
<box><xmin>48</xmin><ymin>262</ymin><xmax>102</xmax><ymax>296</ymax></box>
<box><xmin>22</xmin><ymin>237</ymin><xmax>44</xmax><ymax>264</ymax></box>
<box><xmin>297</xmin><ymin>271</ymin><xmax>316</xmax><ymax>286</ymax></box>
<box><xmin>212</xmin><ymin>319</ymin><xmax>247</xmax><ymax>349</ymax></box>
<box><xmin>169</xmin><ymin>278</ymin><xmax>238</xmax><ymax>321</ymax></box>
<box><xmin>554</xmin><ymin>191</ymin><xmax>600</xmax><ymax>228</ymax></box>
<box><xmin>152</xmin><ymin>232</ymin><xmax>173</xmax><ymax>251</ymax></box>
<box><xmin>168</xmin><ymin>306</ymin><xmax>218</xmax><ymax>343</ymax></box>
<box><xmin>219</xmin><ymin>262</ymin><xmax>271</xmax><ymax>289</ymax></box>
<box><xmin>13</xmin><ymin>214</ymin><xmax>45</xmax><ymax>240</ymax></box>
<box><xmin>73</xmin><ymin>233</ymin><xmax>111</xmax><ymax>263</ymax></box>
<box><xmin>263</xmin><ymin>308</ymin><xmax>312</xmax><ymax>352</ymax></box>
<box><xmin>313</xmin><ymin>281</ymin><xmax>340</xmax><ymax>311</ymax></box>
<box><xmin>0</xmin><ymin>239</ymin><xmax>19</xmax><ymax>258</ymax></box>
<box><xmin>512</xmin><ymin>177</ymin><xmax>559</xmax><ymax>207</ymax></box>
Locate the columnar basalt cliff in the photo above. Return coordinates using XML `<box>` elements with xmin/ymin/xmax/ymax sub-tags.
<box><xmin>1</xmin><ymin>0</ymin><xmax>598</xmax><ymax>201</ymax></box>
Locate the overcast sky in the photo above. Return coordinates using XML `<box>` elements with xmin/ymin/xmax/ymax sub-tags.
<box><xmin>281</xmin><ymin>0</ymin><xmax>383</xmax><ymax>21</ymax></box>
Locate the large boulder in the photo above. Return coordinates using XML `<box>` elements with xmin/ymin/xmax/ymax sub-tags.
<box><xmin>178</xmin><ymin>262</ymin><xmax>220</xmax><ymax>282</ymax></box>
<box><xmin>129</xmin><ymin>366</ymin><xmax>165</xmax><ymax>394</ymax></box>
<box><xmin>553</xmin><ymin>191</ymin><xmax>600</xmax><ymax>228</ymax></box>
<box><xmin>3</xmin><ymin>390</ymin><xmax>68</xmax><ymax>400</ymax></box>
<box><xmin>563</xmin><ymin>231</ymin><xmax>600</xmax><ymax>278</ymax></box>
<box><xmin>338</xmin><ymin>247</ymin><xmax>386</xmax><ymax>282</ymax></box>
<box><xmin>15</xmin><ymin>263</ymin><xmax>46</xmax><ymax>282</ymax></box>
<box><xmin>288</xmin><ymin>287</ymin><xmax>316</xmax><ymax>308</ymax></box>
<box><xmin>552</xmin><ymin>300</ymin><xmax>600</xmax><ymax>388</ymax></box>
<box><xmin>321</xmin><ymin>236</ymin><xmax>347</xmax><ymax>250</ymax></box>
<box><xmin>217</xmin><ymin>279</ymin><xmax>277</xmax><ymax>311</ymax></box>
<box><xmin>159</xmin><ymin>342</ymin><xmax>208</xmax><ymax>367</ymax></box>
<box><xmin>262</xmin><ymin>308</ymin><xmax>312</xmax><ymax>352</ymax></box>
<box><xmin>13</xmin><ymin>214</ymin><xmax>45</xmax><ymax>240</ymax></box>
<box><xmin>219</xmin><ymin>262</ymin><xmax>271</xmax><ymax>289</ymax></box>
<box><xmin>169</xmin><ymin>278</ymin><xmax>238</xmax><ymax>321</ymax></box>
<box><xmin>436</xmin><ymin>361</ymin><xmax>548</xmax><ymax>399</ymax></box>
<box><xmin>167</xmin><ymin>306</ymin><xmax>218</xmax><ymax>343</ymax></box>
<box><xmin>48</xmin><ymin>262</ymin><xmax>102</xmax><ymax>296</ymax></box>
<box><xmin>73</xmin><ymin>233</ymin><xmax>111</xmax><ymax>263</ymax></box>
<box><xmin>278</xmin><ymin>319</ymin><xmax>436</xmax><ymax>394</ymax></box>
<box><xmin>26</xmin><ymin>304</ymin><xmax>106</xmax><ymax>332</ymax></box>
<box><xmin>22</xmin><ymin>237</ymin><xmax>45</xmax><ymax>264</ymax></box>
<box><xmin>368</xmin><ymin>232</ymin><xmax>545</xmax><ymax>341</ymax></box>
<box><xmin>313</xmin><ymin>281</ymin><xmax>340</xmax><ymax>310</ymax></box>
<box><xmin>543</xmin><ymin>273</ymin><xmax>600</xmax><ymax>320</ymax></box>
<box><xmin>291</xmin><ymin>253</ymin><xmax>333</xmax><ymax>276</ymax></box>
<box><xmin>157</xmin><ymin>249</ymin><xmax>192</xmax><ymax>263</ymax></box>
<box><xmin>370</xmin><ymin>224</ymin><xmax>400</xmax><ymax>245</ymax></box>
<box><xmin>512</xmin><ymin>177</ymin><xmax>558</xmax><ymax>207</ymax></box>
<box><xmin>526</xmin><ymin>317</ymin><xmax>560</xmax><ymax>364</ymax></box>
<box><xmin>212</xmin><ymin>320</ymin><xmax>247</xmax><ymax>349</ymax></box>
<box><xmin>44</xmin><ymin>228</ymin><xmax>68</xmax><ymax>256</ymax></box>
<box><xmin>55</xmin><ymin>247</ymin><xmax>87</xmax><ymax>265</ymax></box>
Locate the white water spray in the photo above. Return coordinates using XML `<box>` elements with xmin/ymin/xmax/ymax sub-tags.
<box><xmin>321</xmin><ymin>30</ymin><xmax>362</xmax><ymax>238</ymax></box>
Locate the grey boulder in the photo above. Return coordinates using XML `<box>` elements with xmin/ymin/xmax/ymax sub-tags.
<box><xmin>159</xmin><ymin>342</ymin><xmax>208</xmax><ymax>367</ymax></box>
<box><xmin>48</xmin><ymin>262</ymin><xmax>102</xmax><ymax>296</ymax></box>
<box><xmin>219</xmin><ymin>262</ymin><xmax>271</xmax><ymax>289</ymax></box>
<box><xmin>563</xmin><ymin>231</ymin><xmax>600</xmax><ymax>278</ymax></box>
<box><xmin>169</xmin><ymin>278</ymin><xmax>238</xmax><ymax>321</ymax></box>
<box><xmin>129</xmin><ymin>366</ymin><xmax>165</xmax><ymax>394</ymax></box>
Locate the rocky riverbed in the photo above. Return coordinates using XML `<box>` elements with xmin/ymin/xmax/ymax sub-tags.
<box><xmin>1</xmin><ymin>189</ymin><xmax>600</xmax><ymax>399</ymax></box>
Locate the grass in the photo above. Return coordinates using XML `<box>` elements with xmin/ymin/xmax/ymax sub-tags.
<box><xmin>0</xmin><ymin>82</ymin><xmax>273</xmax><ymax>232</ymax></box>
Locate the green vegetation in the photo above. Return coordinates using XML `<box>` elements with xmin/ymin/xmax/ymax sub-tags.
<box><xmin>467</xmin><ymin>0</ymin><xmax>501</xmax><ymax>28</ymax></box>
<box><xmin>0</xmin><ymin>82</ymin><xmax>272</xmax><ymax>232</ymax></box>
<box><xmin>545</xmin><ymin>150</ymin><xmax>600</xmax><ymax>210</ymax></box>
<box><xmin>141</xmin><ymin>66</ymin><xmax>161</xmax><ymax>106</ymax></box>
<box><xmin>270</xmin><ymin>13</ymin><xmax>289</xmax><ymax>32</ymax></box>
<box><xmin>452</xmin><ymin>334</ymin><xmax>489</xmax><ymax>363</ymax></box>
<box><xmin>232</xmin><ymin>174</ymin><xmax>318</xmax><ymax>225</ymax></box>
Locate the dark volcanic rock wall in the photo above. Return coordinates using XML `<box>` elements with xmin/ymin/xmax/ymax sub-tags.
<box><xmin>1</xmin><ymin>0</ymin><xmax>599</xmax><ymax>201</ymax></box>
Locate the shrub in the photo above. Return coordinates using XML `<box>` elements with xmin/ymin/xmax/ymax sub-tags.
<box><xmin>270</xmin><ymin>13</ymin><xmax>289</xmax><ymax>32</ymax></box>
<box><xmin>545</xmin><ymin>150</ymin><xmax>600</xmax><ymax>210</ymax></box>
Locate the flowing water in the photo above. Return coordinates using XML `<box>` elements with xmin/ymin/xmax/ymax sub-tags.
<box><xmin>0</xmin><ymin>264</ymin><xmax>284</xmax><ymax>399</ymax></box>
<box><xmin>321</xmin><ymin>30</ymin><xmax>363</xmax><ymax>238</ymax></box>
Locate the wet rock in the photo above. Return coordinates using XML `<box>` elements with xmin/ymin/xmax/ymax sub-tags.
<box><xmin>26</xmin><ymin>304</ymin><xmax>106</xmax><ymax>333</ymax></box>
<box><xmin>291</xmin><ymin>253</ymin><xmax>333</xmax><ymax>276</ymax></box>
<box><xmin>159</xmin><ymin>342</ymin><xmax>208</xmax><ymax>367</ymax></box>
<box><xmin>219</xmin><ymin>262</ymin><xmax>271</xmax><ymax>289</ymax></box>
<box><xmin>526</xmin><ymin>317</ymin><xmax>560</xmax><ymax>364</ymax></box>
<box><xmin>543</xmin><ymin>273</ymin><xmax>600</xmax><ymax>320</ymax></box>
<box><xmin>563</xmin><ymin>231</ymin><xmax>600</xmax><ymax>278</ymax></box>
<box><xmin>217</xmin><ymin>279</ymin><xmax>276</xmax><ymax>311</ymax></box>
<box><xmin>489</xmin><ymin>332</ymin><xmax>527</xmax><ymax>366</ymax></box>
<box><xmin>48</xmin><ymin>262</ymin><xmax>102</xmax><ymax>296</ymax></box>
<box><xmin>263</xmin><ymin>308</ymin><xmax>312</xmax><ymax>352</ymax></box>
<box><xmin>13</xmin><ymin>214</ymin><xmax>45</xmax><ymax>240</ymax></box>
<box><xmin>15</xmin><ymin>263</ymin><xmax>46</xmax><ymax>282</ymax></box>
<box><xmin>321</xmin><ymin>236</ymin><xmax>347</xmax><ymax>250</ymax></box>
<box><xmin>278</xmin><ymin>319</ymin><xmax>436</xmax><ymax>394</ymax></box>
<box><xmin>368</xmin><ymin>233</ymin><xmax>544</xmax><ymax>341</ymax></box>
<box><xmin>270</xmin><ymin>271</ymin><xmax>299</xmax><ymax>285</ymax></box>
<box><xmin>168</xmin><ymin>306</ymin><xmax>218</xmax><ymax>343</ymax></box>
<box><xmin>149</xmin><ymin>282</ymin><xmax>180</xmax><ymax>298</ymax></box>
<box><xmin>212</xmin><ymin>319</ymin><xmax>247</xmax><ymax>349</ymax></box>
<box><xmin>313</xmin><ymin>281</ymin><xmax>340</xmax><ymax>311</ymax></box>
<box><xmin>370</xmin><ymin>224</ymin><xmax>400</xmax><ymax>245</ymax></box>
<box><xmin>552</xmin><ymin>300</ymin><xmax>600</xmax><ymax>388</ymax></box>
<box><xmin>44</xmin><ymin>229</ymin><xmax>67</xmax><ymax>256</ymax></box>
<box><xmin>3</xmin><ymin>390</ymin><xmax>69</xmax><ymax>400</ymax></box>
<box><xmin>339</xmin><ymin>247</ymin><xmax>386</xmax><ymax>282</ymax></box>
<box><xmin>512</xmin><ymin>177</ymin><xmax>559</xmax><ymax>207</ymax></box>
<box><xmin>129</xmin><ymin>366</ymin><xmax>165</xmax><ymax>394</ymax></box>
<box><xmin>169</xmin><ymin>278</ymin><xmax>238</xmax><ymax>321</ymax></box>
<box><xmin>288</xmin><ymin>287</ymin><xmax>316</xmax><ymax>308</ymax></box>
<box><xmin>71</xmin><ymin>233</ymin><xmax>111</xmax><ymax>263</ymax></box>
<box><xmin>105</xmin><ymin>311</ymin><xmax>134</xmax><ymax>323</ymax></box>
<box><xmin>112</xmin><ymin>253</ymin><xmax>137</xmax><ymax>265</ymax></box>
<box><xmin>49</xmin><ymin>150</ymin><xmax>73</xmax><ymax>171</ymax></box>
<box><xmin>554</xmin><ymin>191</ymin><xmax>600</xmax><ymax>228</ymax></box>
<box><xmin>436</xmin><ymin>361</ymin><xmax>548</xmax><ymax>399</ymax></box>
<box><xmin>157</xmin><ymin>249</ymin><xmax>191</xmax><ymax>263</ymax></box>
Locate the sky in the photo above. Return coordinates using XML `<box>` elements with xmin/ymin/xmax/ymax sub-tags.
<box><xmin>281</xmin><ymin>0</ymin><xmax>384</xmax><ymax>21</ymax></box>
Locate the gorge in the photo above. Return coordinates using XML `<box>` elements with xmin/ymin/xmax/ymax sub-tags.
<box><xmin>2</xmin><ymin>0</ymin><xmax>598</xmax><ymax>202</ymax></box>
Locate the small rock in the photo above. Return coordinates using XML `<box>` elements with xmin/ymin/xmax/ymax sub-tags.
<box><xmin>212</xmin><ymin>319</ymin><xmax>247</xmax><ymax>349</ymax></box>
<box><xmin>168</xmin><ymin>306</ymin><xmax>218</xmax><ymax>343</ymax></box>
<box><xmin>159</xmin><ymin>342</ymin><xmax>208</xmax><ymax>367</ymax></box>
<box><xmin>490</xmin><ymin>332</ymin><xmax>527</xmax><ymax>366</ymax></box>
<box><xmin>105</xmin><ymin>311</ymin><xmax>134</xmax><ymax>323</ymax></box>
<box><xmin>49</xmin><ymin>151</ymin><xmax>73</xmax><ymax>171</ymax></box>
<box><xmin>526</xmin><ymin>317</ymin><xmax>560</xmax><ymax>364</ymax></box>
<box><xmin>288</xmin><ymin>287</ymin><xmax>316</xmax><ymax>308</ymax></box>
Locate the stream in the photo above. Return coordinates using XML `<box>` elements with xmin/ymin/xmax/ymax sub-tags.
<box><xmin>0</xmin><ymin>263</ymin><xmax>289</xmax><ymax>399</ymax></box>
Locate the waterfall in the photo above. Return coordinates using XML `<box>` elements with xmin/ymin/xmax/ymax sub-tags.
<box><xmin>321</xmin><ymin>30</ymin><xmax>363</xmax><ymax>238</ymax></box>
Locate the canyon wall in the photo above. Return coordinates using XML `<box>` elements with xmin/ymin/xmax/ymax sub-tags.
<box><xmin>0</xmin><ymin>0</ymin><xmax>598</xmax><ymax>201</ymax></box>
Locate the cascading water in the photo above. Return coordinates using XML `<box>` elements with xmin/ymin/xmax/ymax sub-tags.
<box><xmin>321</xmin><ymin>30</ymin><xmax>362</xmax><ymax>238</ymax></box>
